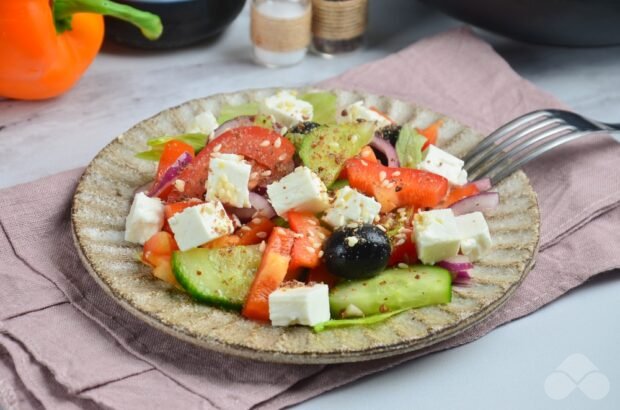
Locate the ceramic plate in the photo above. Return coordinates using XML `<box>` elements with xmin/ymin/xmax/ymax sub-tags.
<box><xmin>71</xmin><ymin>88</ymin><xmax>540</xmax><ymax>364</ymax></box>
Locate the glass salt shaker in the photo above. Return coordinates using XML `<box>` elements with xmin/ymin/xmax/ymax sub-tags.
<box><xmin>251</xmin><ymin>0</ymin><xmax>312</xmax><ymax>67</ymax></box>
<box><xmin>311</xmin><ymin>0</ymin><xmax>368</xmax><ymax>56</ymax></box>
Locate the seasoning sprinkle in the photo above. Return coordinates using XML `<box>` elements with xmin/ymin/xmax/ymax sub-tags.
<box><xmin>256</xmin><ymin>231</ymin><xmax>268</xmax><ymax>239</ymax></box>
<box><xmin>260</xmin><ymin>140</ymin><xmax>271</xmax><ymax>147</ymax></box>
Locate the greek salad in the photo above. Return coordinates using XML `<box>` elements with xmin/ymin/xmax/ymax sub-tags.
<box><xmin>125</xmin><ymin>90</ymin><xmax>498</xmax><ymax>331</ymax></box>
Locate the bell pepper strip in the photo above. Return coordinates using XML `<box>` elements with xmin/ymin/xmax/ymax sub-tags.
<box><xmin>168</xmin><ymin>126</ymin><xmax>295</xmax><ymax>202</ymax></box>
<box><xmin>242</xmin><ymin>227</ymin><xmax>296</xmax><ymax>321</ymax></box>
<box><xmin>142</xmin><ymin>231</ymin><xmax>179</xmax><ymax>286</ymax></box>
<box><xmin>344</xmin><ymin>158</ymin><xmax>449</xmax><ymax>212</ymax></box>
<box><xmin>162</xmin><ymin>199</ymin><xmax>203</xmax><ymax>233</ymax></box>
<box><xmin>339</xmin><ymin>145</ymin><xmax>378</xmax><ymax>179</ymax></box>
<box><xmin>418</xmin><ymin>120</ymin><xmax>443</xmax><ymax>150</ymax></box>
<box><xmin>237</xmin><ymin>217</ymin><xmax>276</xmax><ymax>246</ymax></box>
<box><xmin>149</xmin><ymin>140</ymin><xmax>195</xmax><ymax>199</ymax></box>
<box><xmin>201</xmin><ymin>235</ymin><xmax>241</xmax><ymax>249</ymax></box>
<box><xmin>438</xmin><ymin>183</ymin><xmax>480</xmax><ymax>208</ymax></box>
<box><xmin>285</xmin><ymin>212</ymin><xmax>331</xmax><ymax>280</ymax></box>
<box><xmin>0</xmin><ymin>0</ymin><xmax>162</xmax><ymax>100</ymax></box>
<box><xmin>306</xmin><ymin>264</ymin><xmax>340</xmax><ymax>288</ymax></box>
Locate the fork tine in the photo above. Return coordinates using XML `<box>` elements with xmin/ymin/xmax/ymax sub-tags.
<box><xmin>468</xmin><ymin>124</ymin><xmax>575</xmax><ymax>180</ymax></box>
<box><xmin>486</xmin><ymin>131</ymin><xmax>587</xmax><ymax>185</ymax></box>
<box><xmin>462</xmin><ymin>110</ymin><xmax>551</xmax><ymax>163</ymax></box>
<box><xmin>465</xmin><ymin>117</ymin><xmax>564</xmax><ymax>173</ymax></box>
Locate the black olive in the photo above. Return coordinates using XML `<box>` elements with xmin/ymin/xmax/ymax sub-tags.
<box><xmin>377</xmin><ymin>124</ymin><xmax>402</xmax><ymax>146</ymax></box>
<box><xmin>288</xmin><ymin>121</ymin><xmax>320</xmax><ymax>135</ymax></box>
<box><xmin>323</xmin><ymin>224</ymin><xmax>391</xmax><ymax>279</ymax></box>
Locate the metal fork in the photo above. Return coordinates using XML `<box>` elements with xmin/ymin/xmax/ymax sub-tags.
<box><xmin>463</xmin><ymin>109</ymin><xmax>620</xmax><ymax>185</ymax></box>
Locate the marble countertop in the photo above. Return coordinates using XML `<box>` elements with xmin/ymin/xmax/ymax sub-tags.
<box><xmin>1</xmin><ymin>1</ymin><xmax>618</xmax><ymax>409</ymax></box>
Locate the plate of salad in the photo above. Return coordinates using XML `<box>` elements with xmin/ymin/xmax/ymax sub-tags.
<box><xmin>71</xmin><ymin>88</ymin><xmax>539</xmax><ymax>363</ymax></box>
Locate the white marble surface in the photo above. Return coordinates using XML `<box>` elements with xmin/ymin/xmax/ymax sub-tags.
<box><xmin>1</xmin><ymin>1</ymin><xmax>618</xmax><ymax>409</ymax></box>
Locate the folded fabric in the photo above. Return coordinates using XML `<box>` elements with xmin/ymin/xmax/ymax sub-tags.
<box><xmin>0</xmin><ymin>27</ymin><xmax>618</xmax><ymax>410</ymax></box>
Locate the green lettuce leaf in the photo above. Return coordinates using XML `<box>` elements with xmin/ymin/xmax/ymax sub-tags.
<box><xmin>396</xmin><ymin>125</ymin><xmax>427</xmax><ymax>168</ymax></box>
<box><xmin>216</xmin><ymin>102</ymin><xmax>260</xmax><ymax>124</ymax></box>
<box><xmin>300</xmin><ymin>91</ymin><xmax>338</xmax><ymax>124</ymax></box>
<box><xmin>312</xmin><ymin>308</ymin><xmax>411</xmax><ymax>332</ymax></box>
<box><xmin>135</xmin><ymin>133</ymin><xmax>208</xmax><ymax>161</ymax></box>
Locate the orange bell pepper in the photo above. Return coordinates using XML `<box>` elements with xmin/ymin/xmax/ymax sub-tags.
<box><xmin>0</xmin><ymin>0</ymin><xmax>162</xmax><ymax>100</ymax></box>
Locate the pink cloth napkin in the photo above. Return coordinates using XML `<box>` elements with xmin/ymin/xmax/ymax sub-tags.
<box><xmin>1</xmin><ymin>28</ymin><xmax>619</xmax><ymax>410</ymax></box>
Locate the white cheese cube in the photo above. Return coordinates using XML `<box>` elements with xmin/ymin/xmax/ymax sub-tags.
<box><xmin>168</xmin><ymin>201</ymin><xmax>233</xmax><ymax>251</ymax></box>
<box><xmin>413</xmin><ymin>208</ymin><xmax>461</xmax><ymax>265</ymax></box>
<box><xmin>456</xmin><ymin>211</ymin><xmax>492</xmax><ymax>260</ymax></box>
<box><xmin>341</xmin><ymin>101</ymin><xmax>392</xmax><ymax>129</ymax></box>
<box><xmin>188</xmin><ymin>110</ymin><xmax>219</xmax><ymax>140</ymax></box>
<box><xmin>269</xmin><ymin>283</ymin><xmax>331</xmax><ymax>326</ymax></box>
<box><xmin>266</xmin><ymin>166</ymin><xmax>329</xmax><ymax>217</ymax></box>
<box><xmin>124</xmin><ymin>192</ymin><xmax>165</xmax><ymax>245</ymax></box>
<box><xmin>261</xmin><ymin>91</ymin><xmax>313</xmax><ymax>127</ymax></box>
<box><xmin>322</xmin><ymin>186</ymin><xmax>381</xmax><ymax>228</ymax></box>
<box><xmin>206</xmin><ymin>153</ymin><xmax>252</xmax><ymax>208</ymax></box>
<box><xmin>417</xmin><ymin>145</ymin><xmax>468</xmax><ymax>186</ymax></box>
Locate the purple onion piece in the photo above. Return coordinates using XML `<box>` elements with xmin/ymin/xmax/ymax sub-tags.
<box><xmin>250</xmin><ymin>192</ymin><xmax>276</xmax><ymax>219</ymax></box>
<box><xmin>227</xmin><ymin>206</ymin><xmax>256</xmax><ymax>223</ymax></box>
<box><xmin>451</xmin><ymin>192</ymin><xmax>500</xmax><ymax>216</ymax></box>
<box><xmin>453</xmin><ymin>269</ymin><xmax>472</xmax><ymax>285</ymax></box>
<box><xmin>212</xmin><ymin>116</ymin><xmax>256</xmax><ymax>140</ymax></box>
<box><xmin>370</xmin><ymin>135</ymin><xmax>400</xmax><ymax>167</ymax></box>
<box><xmin>147</xmin><ymin>151</ymin><xmax>193</xmax><ymax>198</ymax></box>
<box><xmin>437</xmin><ymin>255</ymin><xmax>474</xmax><ymax>274</ymax></box>
<box><xmin>471</xmin><ymin>177</ymin><xmax>492</xmax><ymax>192</ymax></box>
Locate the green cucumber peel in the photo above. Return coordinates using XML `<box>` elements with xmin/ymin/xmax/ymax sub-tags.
<box><xmin>300</xmin><ymin>91</ymin><xmax>338</xmax><ymax>124</ymax></box>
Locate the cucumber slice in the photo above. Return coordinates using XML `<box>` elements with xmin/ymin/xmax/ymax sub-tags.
<box><xmin>329</xmin><ymin>265</ymin><xmax>452</xmax><ymax>317</ymax></box>
<box><xmin>172</xmin><ymin>245</ymin><xmax>262</xmax><ymax>311</ymax></box>
<box><xmin>299</xmin><ymin>123</ymin><xmax>375</xmax><ymax>186</ymax></box>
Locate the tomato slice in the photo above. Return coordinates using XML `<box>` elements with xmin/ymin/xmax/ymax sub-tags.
<box><xmin>168</xmin><ymin>126</ymin><xmax>295</xmax><ymax>201</ymax></box>
<box><xmin>142</xmin><ymin>231</ymin><xmax>180</xmax><ymax>286</ymax></box>
<box><xmin>388</xmin><ymin>235</ymin><xmax>419</xmax><ymax>267</ymax></box>
<box><xmin>306</xmin><ymin>264</ymin><xmax>340</xmax><ymax>288</ymax></box>
<box><xmin>242</xmin><ymin>227</ymin><xmax>296</xmax><ymax>321</ymax></box>
<box><xmin>345</xmin><ymin>158</ymin><xmax>449</xmax><ymax>212</ymax></box>
<box><xmin>285</xmin><ymin>212</ymin><xmax>331</xmax><ymax>280</ymax></box>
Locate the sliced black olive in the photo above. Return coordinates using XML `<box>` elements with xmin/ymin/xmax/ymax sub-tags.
<box><xmin>288</xmin><ymin>121</ymin><xmax>320</xmax><ymax>135</ymax></box>
<box><xmin>377</xmin><ymin>124</ymin><xmax>402</xmax><ymax>146</ymax></box>
<box><xmin>323</xmin><ymin>224</ymin><xmax>391</xmax><ymax>279</ymax></box>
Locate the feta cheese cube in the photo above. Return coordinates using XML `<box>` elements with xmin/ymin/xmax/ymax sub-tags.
<box><xmin>269</xmin><ymin>283</ymin><xmax>331</xmax><ymax>326</ymax></box>
<box><xmin>322</xmin><ymin>186</ymin><xmax>381</xmax><ymax>228</ymax></box>
<box><xmin>413</xmin><ymin>208</ymin><xmax>461</xmax><ymax>265</ymax></box>
<box><xmin>417</xmin><ymin>145</ymin><xmax>468</xmax><ymax>186</ymax></box>
<box><xmin>188</xmin><ymin>110</ymin><xmax>219</xmax><ymax>140</ymax></box>
<box><xmin>342</xmin><ymin>101</ymin><xmax>392</xmax><ymax>129</ymax></box>
<box><xmin>261</xmin><ymin>91</ymin><xmax>313</xmax><ymax>127</ymax></box>
<box><xmin>168</xmin><ymin>201</ymin><xmax>233</xmax><ymax>251</ymax></box>
<box><xmin>456</xmin><ymin>212</ymin><xmax>492</xmax><ymax>260</ymax></box>
<box><xmin>266</xmin><ymin>166</ymin><xmax>329</xmax><ymax>217</ymax></box>
<box><xmin>124</xmin><ymin>192</ymin><xmax>165</xmax><ymax>245</ymax></box>
<box><xmin>206</xmin><ymin>153</ymin><xmax>252</xmax><ymax>208</ymax></box>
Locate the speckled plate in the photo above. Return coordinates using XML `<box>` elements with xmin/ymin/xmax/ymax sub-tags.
<box><xmin>71</xmin><ymin>88</ymin><xmax>540</xmax><ymax>364</ymax></box>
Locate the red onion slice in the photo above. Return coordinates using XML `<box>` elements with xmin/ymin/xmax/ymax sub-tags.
<box><xmin>147</xmin><ymin>152</ymin><xmax>193</xmax><ymax>198</ymax></box>
<box><xmin>212</xmin><ymin>116</ymin><xmax>256</xmax><ymax>140</ymax></box>
<box><xmin>453</xmin><ymin>268</ymin><xmax>472</xmax><ymax>285</ymax></box>
<box><xmin>451</xmin><ymin>192</ymin><xmax>499</xmax><ymax>216</ymax></box>
<box><xmin>250</xmin><ymin>192</ymin><xmax>276</xmax><ymax>219</ymax></box>
<box><xmin>227</xmin><ymin>206</ymin><xmax>256</xmax><ymax>223</ymax></box>
<box><xmin>437</xmin><ymin>255</ymin><xmax>473</xmax><ymax>273</ymax></box>
<box><xmin>471</xmin><ymin>177</ymin><xmax>492</xmax><ymax>192</ymax></box>
<box><xmin>370</xmin><ymin>135</ymin><xmax>400</xmax><ymax>167</ymax></box>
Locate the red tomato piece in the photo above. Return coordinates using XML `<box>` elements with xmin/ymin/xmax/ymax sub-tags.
<box><xmin>168</xmin><ymin>126</ymin><xmax>295</xmax><ymax>201</ymax></box>
<box><xmin>162</xmin><ymin>199</ymin><xmax>203</xmax><ymax>233</ymax></box>
<box><xmin>242</xmin><ymin>227</ymin><xmax>296</xmax><ymax>322</ymax></box>
<box><xmin>237</xmin><ymin>217</ymin><xmax>276</xmax><ymax>246</ymax></box>
<box><xmin>345</xmin><ymin>158</ymin><xmax>449</xmax><ymax>212</ymax></box>
<box><xmin>142</xmin><ymin>231</ymin><xmax>180</xmax><ymax>286</ymax></box>
<box><xmin>306</xmin><ymin>264</ymin><xmax>340</xmax><ymax>288</ymax></box>
<box><xmin>388</xmin><ymin>235</ymin><xmax>419</xmax><ymax>267</ymax></box>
